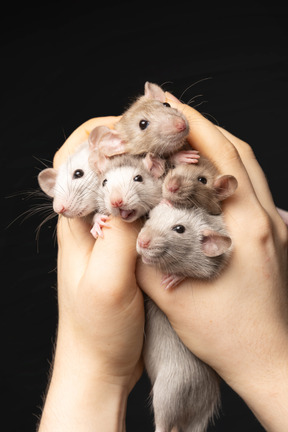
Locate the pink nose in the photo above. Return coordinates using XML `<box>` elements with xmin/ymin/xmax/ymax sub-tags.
<box><xmin>54</xmin><ymin>203</ymin><xmax>67</xmax><ymax>214</ymax></box>
<box><xmin>111</xmin><ymin>198</ymin><xmax>123</xmax><ymax>208</ymax></box>
<box><xmin>138</xmin><ymin>237</ymin><xmax>150</xmax><ymax>249</ymax></box>
<box><xmin>58</xmin><ymin>206</ymin><xmax>67</xmax><ymax>214</ymax></box>
<box><xmin>166</xmin><ymin>178</ymin><xmax>180</xmax><ymax>193</ymax></box>
<box><xmin>174</xmin><ymin>118</ymin><xmax>187</xmax><ymax>132</ymax></box>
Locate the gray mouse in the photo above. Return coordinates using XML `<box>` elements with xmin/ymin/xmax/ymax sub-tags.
<box><xmin>88</xmin><ymin>82</ymin><xmax>199</xmax><ymax>167</ymax></box>
<box><xmin>38</xmin><ymin>141</ymin><xmax>99</xmax><ymax>219</ymax></box>
<box><xmin>137</xmin><ymin>202</ymin><xmax>231</xmax><ymax>431</ymax></box>
<box><xmin>162</xmin><ymin>156</ymin><xmax>238</xmax><ymax>214</ymax></box>
<box><xmin>143</xmin><ymin>296</ymin><xmax>220</xmax><ymax>432</ymax></box>
<box><xmin>90</xmin><ymin>152</ymin><xmax>166</xmax><ymax>238</ymax></box>
<box><xmin>137</xmin><ymin>201</ymin><xmax>232</xmax><ymax>289</ymax></box>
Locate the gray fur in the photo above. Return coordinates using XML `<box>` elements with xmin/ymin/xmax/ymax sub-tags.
<box><xmin>137</xmin><ymin>202</ymin><xmax>231</xmax><ymax>279</ymax></box>
<box><xmin>144</xmin><ymin>297</ymin><xmax>220</xmax><ymax>432</ymax></box>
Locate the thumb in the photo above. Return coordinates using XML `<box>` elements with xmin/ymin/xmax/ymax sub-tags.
<box><xmin>85</xmin><ymin>217</ymin><xmax>143</xmax><ymax>296</ymax></box>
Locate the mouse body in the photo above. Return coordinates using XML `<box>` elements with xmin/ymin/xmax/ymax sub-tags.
<box><xmin>38</xmin><ymin>141</ymin><xmax>99</xmax><ymax>219</ymax></box>
<box><xmin>137</xmin><ymin>201</ymin><xmax>232</xmax><ymax>289</ymax></box>
<box><xmin>163</xmin><ymin>157</ymin><xmax>238</xmax><ymax>214</ymax></box>
<box><xmin>144</xmin><ymin>296</ymin><xmax>220</xmax><ymax>432</ymax></box>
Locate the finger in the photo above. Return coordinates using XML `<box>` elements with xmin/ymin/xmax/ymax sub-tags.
<box><xmin>53</xmin><ymin>116</ymin><xmax>120</xmax><ymax>169</ymax></box>
<box><xmin>86</xmin><ymin>217</ymin><xmax>143</xmax><ymax>298</ymax></box>
<box><xmin>216</xmin><ymin>126</ymin><xmax>279</xmax><ymax>216</ymax></box>
<box><xmin>165</xmin><ymin>92</ymin><xmax>261</xmax><ymax>220</ymax></box>
<box><xmin>56</xmin><ymin>217</ymin><xmax>96</xmax><ymax>293</ymax></box>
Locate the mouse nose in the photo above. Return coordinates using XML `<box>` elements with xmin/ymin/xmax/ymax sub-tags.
<box><xmin>54</xmin><ymin>202</ymin><xmax>67</xmax><ymax>214</ymax></box>
<box><xmin>111</xmin><ymin>198</ymin><xmax>123</xmax><ymax>208</ymax></box>
<box><xmin>174</xmin><ymin>118</ymin><xmax>187</xmax><ymax>132</ymax></box>
<box><xmin>166</xmin><ymin>178</ymin><xmax>180</xmax><ymax>193</ymax></box>
<box><xmin>138</xmin><ymin>236</ymin><xmax>150</xmax><ymax>249</ymax></box>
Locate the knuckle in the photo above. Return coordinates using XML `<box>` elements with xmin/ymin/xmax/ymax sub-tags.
<box><xmin>250</xmin><ymin>211</ymin><xmax>273</xmax><ymax>243</ymax></box>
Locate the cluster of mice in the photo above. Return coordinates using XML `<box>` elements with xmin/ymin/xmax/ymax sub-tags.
<box><xmin>38</xmin><ymin>82</ymin><xmax>238</xmax><ymax>432</ymax></box>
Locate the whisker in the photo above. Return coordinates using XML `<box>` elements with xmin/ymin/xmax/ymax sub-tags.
<box><xmin>179</xmin><ymin>77</ymin><xmax>212</xmax><ymax>102</ymax></box>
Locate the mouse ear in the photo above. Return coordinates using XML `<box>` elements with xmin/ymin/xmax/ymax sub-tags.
<box><xmin>144</xmin><ymin>82</ymin><xmax>166</xmax><ymax>102</ymax></box>
<box><xmin>142</xmin><ymin>152</ymin><xmax>166</xmax><ymax>178</ymax></box>
<box><xmin>38</xmin><ymin>168</ymin><xmax>57</xmax><ymax>197</ymax></box>
<box><xmin>213</xmin><ymin>174</ymin><xmax>238</xmax><ymax>201</ymax></box>
<box><xmin>89</xmin><ymin>125</ymin><xmax>126</xmax><ymax>157</ymax></box>
<box><xmin>201</xmin><ymin>229</ymin><xmax>232</xmax><ymax>257</ymax></box>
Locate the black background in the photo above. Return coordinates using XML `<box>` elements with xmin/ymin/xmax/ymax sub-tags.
<box><xmin>2</xmin><ymin>2</ymin><xmax>288</xmax><ymax>431</ymax></box>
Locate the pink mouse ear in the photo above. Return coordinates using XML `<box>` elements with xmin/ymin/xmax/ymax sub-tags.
<box><xmin>144</xmin><ymin>82</ymin><xmax>166</xmax><ymax>102</ymax></box>
<box><xmin>142</xmin><ymin>152</ymin><xmax>166</xmax><ymax>178</ymax></box>
<box><xmin>88</xmin><ymin>125</ymin><xmax>126</xmax><ymax>157</ymax></box>
<box><xmin>38</xmin><ymin>168</ymin><xmax>57</xmax><ymax>197</ymax></box>
<box><xmin>201</xmin><ymin>229</ymin><xmax>232</xmax><ymax>257</ymax></box>
<box><xmin>213</xmin><ymin>174</ymin><xmax>238</xmax><ymax>201</ymax></box>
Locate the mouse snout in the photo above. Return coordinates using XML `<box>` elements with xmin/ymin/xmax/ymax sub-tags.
<box><xmin>53</xmin><ymin>201</ymin><xmax>67</xmax><ymax>215</ymax></box>
<box><xmin>162</xmin><ymin>116</ymin><xmax>187</xmax><ymax>136</ymax></box>
<box><xmin>174</xmin><ymin>117</ymin><xmax>187</xmax><ymax>132</ymax></box>
<box><xmin>137</xmin><ymin>235</ymin><xmax>151</xmax><ymax>249</ymax></box>
<box><xmin>165</xmin><ymin>177</ymin><xmax>180</xmax><ymax>193</ymax></box>
<box><xmin>110</xmin><ymin>192</ymin><xmax>124</xmax><ymax>208</ymax></box>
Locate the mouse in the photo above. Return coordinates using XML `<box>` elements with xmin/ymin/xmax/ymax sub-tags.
<box><xmin>90</xmin><ymin>152</ymin><xmax>166</xmax><ymax>238</ymax></box>
<box><xmin>88</xmin><ymin>82</ymin><xmax>199</xmax><ymax>167</ymax></box>
<box><xmin>136</xmin><ymin>200</ymin><xmax>232</xmax><ymax>289</ymax></box>
<box><xmin>143</xmin><ymin>295</ymin><xmax>220</xmax><ymax>432</ymax></box>
<box><xmin>37</xmin><ymin>141</ymin><xmax>100</xmax><ymax>219</ymax></box>
<box><xmin>162</xmin><ymin>156</ymin><xmax>238</xmax><ymax>214</ymax></box>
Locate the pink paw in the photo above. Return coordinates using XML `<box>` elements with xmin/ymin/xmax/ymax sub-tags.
<box><xmin>161</xmin><ymin>274</ymin><xmax>185</xmax><ymax>290</ymax></box>
<box><xmin>171</xmin><ymin>150</ymin><xmax>200</xmax><ymax>165</ymax></box>
<box><xmin>90</xmin><ymin>213</ymin><xmax>110</xmax><ymax>239</ymax></box>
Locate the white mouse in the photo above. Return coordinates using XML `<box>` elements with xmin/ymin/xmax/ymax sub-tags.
<box><xmin>38</xmin><ymin>141</ymin><xmax>99</xmax><ymax>219</ymax></box>
<box><xmin>90</xmin><ymin>152</ymin><xmax>166</xmax><ymax>238</ymax></box>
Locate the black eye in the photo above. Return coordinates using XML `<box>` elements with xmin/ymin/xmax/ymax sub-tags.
<box><xmin>102</xmin><ymin>179</ymin><xmax>107</xmax><ymax>187</ymax></box>
<box><xmin>133</xmin><ymin>175</ymin><xmax>143</xmax><ymax>182</ymax></box>
<box><xmin>172</xmin><ymin>225</ymin><xmax>186</xmax><ymax>234</ymax></box>
<box><xmin>139</xmin><ymin>119</ymin><xmax>149</xmax><ymax>130</ymax></box>
<box><xmin>198</xmin><ymin>176</ymin><xmax>207</xmax><ymax>184</ymax></box>
<box><xmin>163</xmin><ymin>102</ymin><xmax>171</xmax><ymax>107</ymax></box>
<box><xmin>73</xmin><ymin>169</ymin><xmax>84</xmax><ymax>179</ymax></box>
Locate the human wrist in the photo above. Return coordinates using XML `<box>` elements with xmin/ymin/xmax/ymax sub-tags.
<box><xmin>225</xmin><ymin>336</ymin><xmax>288</xmax><ymax>431</ymax></box>
<box><xmin>38</xmin><ymin>323</ymin><xmax>130</xmax><ymax>432</ymax></box>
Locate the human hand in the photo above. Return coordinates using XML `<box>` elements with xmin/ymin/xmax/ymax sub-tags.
<box><xmin>54</xmin><ymin>116</ymin><xmax>144</xmax><ymax>392</ymax></box>
<box><xmin>136</xmin><ymin>94</ymin><xmax>288</xmax><ymax>430</ymax></box>
<box><xmin>38</xmin><ymin>116</ymin><xmax>146</xmax><ymax>432</ymax></box>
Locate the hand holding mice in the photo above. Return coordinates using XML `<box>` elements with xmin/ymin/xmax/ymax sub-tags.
<box><xmin>39</xmin><ymin>116</ymin><xmax>145</xmax><ymax>432</ymax></box>
<box><xmin>136</xmin><ymin>95</ymin><xmax>288</xmax><ymax>431</ymax></box>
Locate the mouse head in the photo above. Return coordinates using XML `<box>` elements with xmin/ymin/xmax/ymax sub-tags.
<box><xmin>96</xmin><ymin>153</ymin><xmax>166</xmax><ymax>222</ymax></box>
<box><xmin>88</xmin><ymin>83</ymin><xmax>189</xmax><ymax>159</ymax></box>
<box><xmin>137</xmin><ymin>203</ymin><xmax>232</xmax><ymax>278</ymax></box>
<box><xmin>38</xmin><ymin>143</ymin><xmax>99</xmax><ymax>218</ymax></box>
<box><xmin>163</xmin><ymin>158</ymin><xmax>238</xmax><ymax>214</ymax></box>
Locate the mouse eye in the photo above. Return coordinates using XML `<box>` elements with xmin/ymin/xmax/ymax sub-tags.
<box><xmin>163</xmin><ymin>102</ymin><xmax>171</xmax><ymax>107</ymax></box>
<box><xmin>198</xmin><ymin>176</ymin><xmax>207</xmax><ymax>184</ymax></box>
<box><xmin>102</xmin><ymin>179</ymin><xmax>107</xmax><ymax>187</ymax></box>
<box><xmin>133</xmin><ymin>175</ymin><xmax>143</xmax><ymax>182</ymax></box>
<box><xmin>172</xmin><ymin>224</ymin><xmax>186</xmax><ymax>234</ymax></box>
<box><xmin>73</xmin><ymin>169</ymin><xmax>84</xmax><ymax>179</ymax></box>
<box><xmin>139</xmin><ymin>119</ymin><xmax>149</xmax><ymax>130</ymax></box>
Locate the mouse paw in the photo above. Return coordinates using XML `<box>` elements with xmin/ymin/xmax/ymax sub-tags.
<box><xmin>161</xmin><ymin>274</ymin><xmax>185</xmax><ymax>290</ymax></box>
<box><xmin>90</xmin><ymin>213</ymin><xmax>110</xmax><ymax>239</ymax></box>
<box><xmin>170</xmin><ymin>150</ymin><xmax>200</xmax><ymax>165</ymax></box>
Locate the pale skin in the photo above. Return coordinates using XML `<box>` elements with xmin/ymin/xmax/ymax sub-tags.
<box><xmin>38</xmin><ymin>98</ymin><xmax>288</xmax><ymax>432</ymax></box>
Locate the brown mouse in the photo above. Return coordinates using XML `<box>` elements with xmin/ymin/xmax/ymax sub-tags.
<box><xmin>162</xmin><ymin>156</ymin><xmax>238</xmax><ymax>214</ymax></box>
